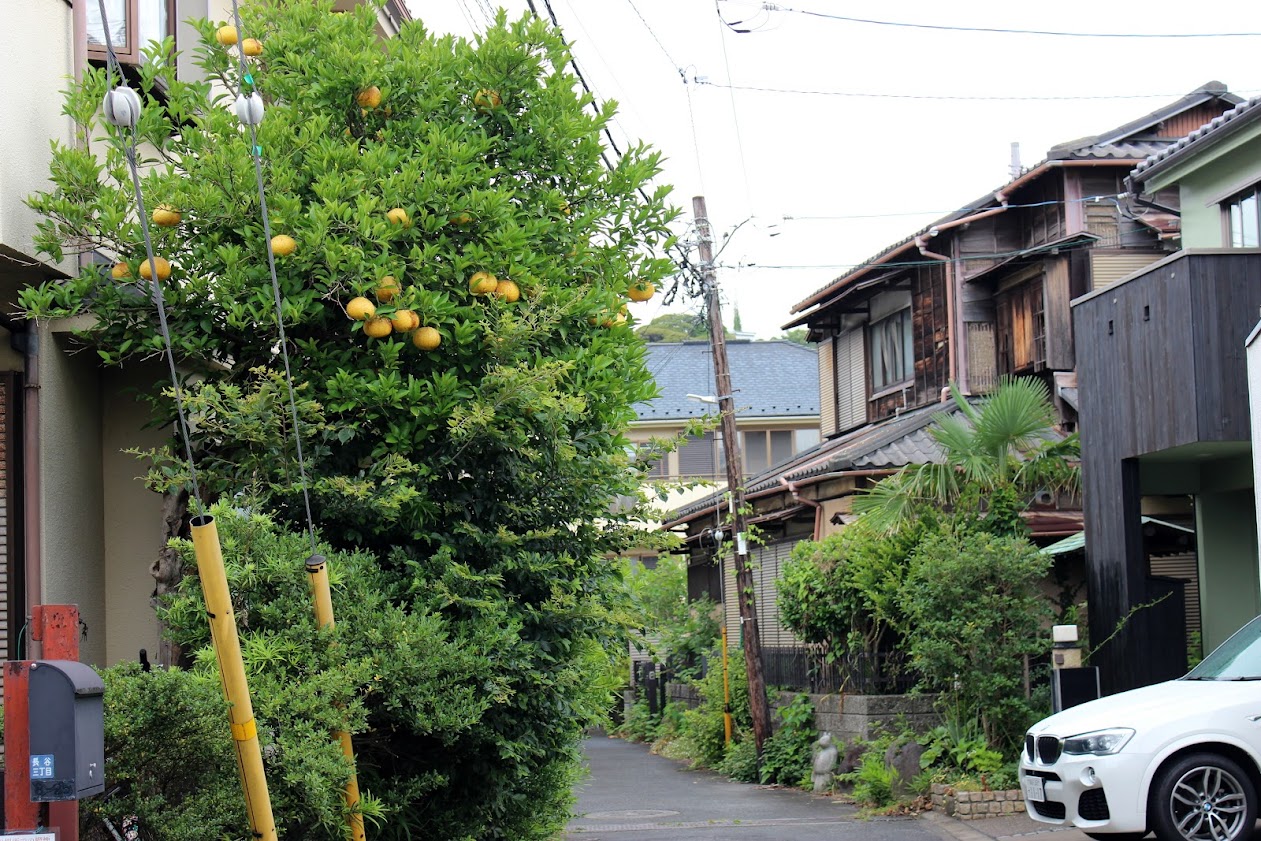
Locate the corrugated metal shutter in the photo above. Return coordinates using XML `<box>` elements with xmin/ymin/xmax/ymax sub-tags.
<box><xmin>756</xmin><ymin>540</ymin><xmax>799</xmax><ymax>648</ymax></box>
<box><xmin>967</xmin><ymin>323</ymin><xmax>997</xmax><ymax>393</ymax></box>
<box><xmin>677</xmin><ymin>432</ymin><xmax>716</xmax><ymax>480</ymax></box>
<box><xmin>1091</xmin><ymin>252</ymin><xmax>1165</xmax><ymax>291</ymax></box>
<box><xmin>818</xmin><ymin>337</ymin><xmax>837</xmax><ymax>436</ymax></box>
<box><xmin>1150</xmin><ymin>552</ymin><xmax>1201</xmax><ymax>642</ymax></box>
<box><xmin>836</xmin><ymin>329</ymin><xmax>866</xmax><ymax>431</ymax></box>
<box><xmin>722</xmin><ymin>541</ymin><xmax>800</xmax><ymax>649</ymax></box>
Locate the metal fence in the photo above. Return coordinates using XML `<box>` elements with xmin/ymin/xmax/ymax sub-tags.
<box><xmin>760</xmin><ymin>646</ymin><xmax>916</xmax><ymax>695</ymax></box>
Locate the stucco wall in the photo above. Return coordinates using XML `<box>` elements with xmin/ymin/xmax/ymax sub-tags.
<box><xmin>39</xmin><ymin>327</ymin><xmax>107</xmax><ymax>665</ymax></box>
<box><xmin>1</xmin><ymin>1</ymin><xmax>74</xmax><ymax>270</ymax></box>
<box><xmin>1160</xmin><ymin>127</ymin><xmax>1261</xmax><ymax>248</ymax></box>
<box><xmin>1250</xmin><ymin>335</ymin><xmax>1261</xmax><ymax>610</ymax></box>
<box><xmin>102</xmin><ymin>364</ymin><xmax>166</xmax><ymax>665</ymax></box>
<box><xmin>1196</xmin><ymin>487</ymin><xmax>1260</xmax><ymax>651</ymax></box>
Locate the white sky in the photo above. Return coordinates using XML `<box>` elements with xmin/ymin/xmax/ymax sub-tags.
<box><xmin>404</xmin><ymin>0</ymin><xmax>1261</xmax><ymax>338</ymax></box>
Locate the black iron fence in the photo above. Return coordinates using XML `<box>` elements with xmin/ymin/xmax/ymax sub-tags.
<box><xmin>760</xmin><ymin>647</ymin><xmax>916</xmax><ymax>695</ymax></box>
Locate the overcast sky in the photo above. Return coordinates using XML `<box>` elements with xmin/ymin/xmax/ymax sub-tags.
<box><xmin>404</xmin><ymin>0</ymin><xmax>1261</xmax><ymax>338</ymax></box>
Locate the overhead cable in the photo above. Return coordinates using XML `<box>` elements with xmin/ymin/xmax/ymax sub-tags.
<box><xmin>724</xmin><ymin>3</ymin><xmax>1261</xmax><ymax>38</ymax></box>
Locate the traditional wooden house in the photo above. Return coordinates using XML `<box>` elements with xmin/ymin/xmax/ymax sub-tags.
<box><xmin>663</xmin><ymin>84</ymin><xmax>1243</xmax><ymax>688</ymax></box>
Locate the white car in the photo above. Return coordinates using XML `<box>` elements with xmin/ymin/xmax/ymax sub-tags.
<box><xmin>1022</xmin><ymin>616</ymin><xmax>1261</xmax><ymax>841</ymax></box>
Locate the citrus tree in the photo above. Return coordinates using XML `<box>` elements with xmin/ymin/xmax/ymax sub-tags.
<box><xmin>21</xmin><ymin>1</ymin><xmax>677</xmax><ymax>837</ymax></box>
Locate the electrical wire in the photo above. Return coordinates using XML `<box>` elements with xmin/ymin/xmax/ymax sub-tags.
<box><xmin>783</xmin><ymin>194</ymin><xmax>1128</xmax><ymax>221</ymax></box>
<box><xmin>229</xmin><ymin>0</ymin><xmax>319</xmax><ymax>556</ymax></box>
<box><xmin>714</xmin><ymin>0</ymin><xmax>755</xmax><ymax>211</ymax></box>
<box><xmin>625</xmin><ymin>0</ymin><xmax>684</xmax><ymax>71</ymax></box>
<box><xmin>696</xmin><ymin>79</ymin><xmax>1261</xmax><ymax>101</ymax></box>
<box><xmin>726</xmin><ymin>3</ymin><xmax>1261</xmax><ymax>39</ymax></box>
<box><xmin>96</xmin><ymin>0</ymin><xmax>204</xmax><ymax>512</ymax></box>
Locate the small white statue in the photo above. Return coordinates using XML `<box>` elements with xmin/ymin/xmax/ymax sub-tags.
<box><xmin>811</xmin><ymin>731</ymin><xmax>838</xmax><ymax>793</ymax></box>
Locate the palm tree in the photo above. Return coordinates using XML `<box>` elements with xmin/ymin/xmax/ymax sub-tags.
<box><xmin>852</xmin><ymin>377</ymin><xmax>1080</xmax><ymax>533</ymax></box>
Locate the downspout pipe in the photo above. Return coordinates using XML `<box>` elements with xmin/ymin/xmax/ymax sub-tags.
<box><xmin>22</xmin><ymin>330</ymin><xmax>40</xmax><ymax>660</ymax></box>
<box><xmin>778</xmin><ymin>476</ymin><xmax>823</xmax><ymax>540</ymax></box>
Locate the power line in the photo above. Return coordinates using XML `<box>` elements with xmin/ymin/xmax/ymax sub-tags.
<box><xmin>728</xmin><ymin>235</ymin><xmax>1114</xmax><ymax>272</ymax></box>
<box><xmin>714</xmin><ymin>1</ymin><xmax>755</xmax><ymax>211</ymax></box>
<box><xmin>726</xmin><ymin>3</ymin><xmax>1261</xmax><ymax>38</ymax></box>
<box><xmin>696</xmin><ymin>79</ymin><xmax>1261</xmax><ymax>101</ymax></box>
<box><xmin>625</xmin><ymin>0</ymin><xmax>684</xmax><ymax>73</ymax></box>
<box><xmin>782</xmin><ymin>194</ymin><xmax>1130</xmax><ymax>221</ymax></box>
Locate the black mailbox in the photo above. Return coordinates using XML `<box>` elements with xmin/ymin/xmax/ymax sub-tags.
<box><xmin>28</xmin><ymin>660</ymin><xmax>105</xmax><ymax>801</ymax></box>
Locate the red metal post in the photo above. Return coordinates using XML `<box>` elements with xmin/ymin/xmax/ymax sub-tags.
<box><xmin>32</xmin><ymin>604</ymin><xmax>80</xmax><ymax>841</ymax></box>
<box><xmin>4</xmin><ymin>660</ymin><xmax>39</xmax><ymax>831</ymax></box>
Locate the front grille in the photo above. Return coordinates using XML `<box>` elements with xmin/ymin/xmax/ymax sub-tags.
<box><xmin>1079</xmin><ymin>788</ymin><xmax>1110</xmax><ymax>820</ymax></box>
<box><xmin>1026</xmin><ymin>734</ymin><xmax>1035</xmax><ymax>761</ymax></box>
<box><xmin>1037</xmin><ymin>736</ymin><xmax>1062</xmax><ymax>764</ymax></box>
<box><xmin>1032</xmin><ymin>800</ymin><xmax>1067</xmax><ymax>819</ymax></box>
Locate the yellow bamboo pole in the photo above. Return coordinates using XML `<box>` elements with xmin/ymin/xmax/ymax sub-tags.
<box><xmin>191</xmin><ymin>515</ymin><xmax>277</xmax><ymax>841</ymax></box>
<box><xmin>307</xmin><ymin>553</ymin><xmax>367</xmax><ymax>841</ymax></box>
<box><xmin>721</xmin><ymin>626</ymin><xmax>733</xmax><ymax>745</ymax></box>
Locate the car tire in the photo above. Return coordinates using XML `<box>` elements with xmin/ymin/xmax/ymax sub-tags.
<box><xmin>1149</xmin><ymin>752</ymin><xmax>1257</xmax><ymax>841</ymax></box>
<box><xmin>1084</xmin><ymin>833</ymin><xmax>1147</xmax><ymax>840</ymax></box>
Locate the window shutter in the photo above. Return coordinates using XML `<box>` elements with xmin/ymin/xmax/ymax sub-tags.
<box><xmin>818</xmin><ymin>337</ymin><xmax>837</xmax><ymax>436</ymax></box>
<box><xmin>677</xmin><ymin>432</ymin><xmax>715</xmax><ymax>480</ymax></box>
<box><xmin>836</xmin><ymin>329</ymin><xmax>867</xmax><ymax>431</ymax></box>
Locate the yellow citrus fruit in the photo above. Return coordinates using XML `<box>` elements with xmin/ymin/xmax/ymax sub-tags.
<box><xmin>391</xmin><ymin>310</ymin><xmax>419</xmax><ymax>332</ymax></box>
<box><xmin>152</xmin><ymin>205</ymin><xmax>181</xmax><ymax>227</ymax></box>
<box><xmin>215</xmin><ymin>25</ymin><xmax>238</xmax><ymax>46</ymax></box>
<box><xmin>628</xmin><ymin>281</ymin><xmax>655</xmax><ymax>302</ymax></box>
<box><xmin>448</xmin><ymin>212</ymin><xmax>473</xmax><ymax>226</ymax></box>
<box><xmin>138</xmin><ymin>256</ymin><xmax>171</xmax><ymax>281</ymax></box>
<box><xmin>363</xmin><ymin>316</ymin><xmax>392</xmax><ymax>338</ymax></box>
<box><xmin>386</xmin><ymin>207</ymin><xmax>410</xmax><ymax>227</ymax></box>
<box><xmin>375</xmin><ymin>275</ymin><xmax>401</xmax><ymax>302</ymax></box>
<box><xmin>473</xmin><ymin>88</ymin><xmax>502</xmax><ymax>112</ymax></box>
<box><xmin>346</xmin><ymin>296</ymin><xmax>376</xmax><ymax>320</ymax></box>
<box><xmin>412</xmin><ymin>326</ymin><xmax>441</xmax><ymax>350</ymax></box>
<box><xmin>356</xmin><ymin>86</ymin><xmax>382</xmax><ymax>109</ymax></box>
<box><xmin>271</xmin><ymin>234</ymin><xmax>297</xmax><ymax>256</ymax></box>
<box><xmin>242</xmin><ymin>38</ymin><xmax>263</xmax><ymax>56</ymax></box>
<box><xmin>469</xmin><ymin>271</ymin><xmax>498</xmax><ymax>295</ymax></box>
<box><xmin>494</xmin><ymin>279</ymin><xmax>521</xmax><ymax>303</ymax></box>
<box><xmin>110</xmin><ymin>262</ymin><xmax>131</xmax><ymax>280</ymax></box>
<box><xmin>559</xmin><ymin>200</ymin><xmax>571</xmax><ymax>216</ymax></box>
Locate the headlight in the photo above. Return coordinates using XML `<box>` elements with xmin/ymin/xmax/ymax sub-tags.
<box><xmin>1062</xmin><ymin>728</ymin><xmax>1135</xmax><ymax>755</ymax></box>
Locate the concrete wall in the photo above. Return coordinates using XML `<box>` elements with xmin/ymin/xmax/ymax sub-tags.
<box><xmin>1196</xmin><ymin>488</ymin><xmax>1260</xmax><ymax>651</ymax></box>
<box><xmin>662</xmin><ymin>683</ymin><xmax>939</xmax><ymax>747</ymax></box>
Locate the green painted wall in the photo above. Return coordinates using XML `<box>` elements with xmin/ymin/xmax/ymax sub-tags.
<box><xmin>1145</xmin><ymin>121</ymin><xmax>1261</xmax><ymax>248</ymax></box>
<box><xmin>1196</xmin><ymin>488</ymin><xmax>1261</xmax><ymax>652</ymax></box>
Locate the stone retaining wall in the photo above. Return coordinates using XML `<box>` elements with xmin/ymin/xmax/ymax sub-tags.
<box><xmin>657</xmin><ymin>683</ymin><xmax>939</xmax><ymax>745</ymax></box>
<box><xmin>931</xmin><ymin>784</ymin><xmax>1025</xmax><ymax>819</ymax></box>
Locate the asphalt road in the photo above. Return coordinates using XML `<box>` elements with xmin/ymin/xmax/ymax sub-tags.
<box><xmin>566</xmin><ymin>734</ymin><xmax>947</xmax><ymax>841</ymax></box>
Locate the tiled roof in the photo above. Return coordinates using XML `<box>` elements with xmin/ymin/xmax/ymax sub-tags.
<box><xmin>634</xmin><ymin>340</ymin><xmax>820</xmax><ymax>422</ymax></box>
<box><xmin>1130</xmin><ymin>94</ymin><xmax>1261</xmax><ymax>185</ymax></box>
<box><xmin>666</xmin><ymin>401</ymin><xmax>957</xmax><ymax>523</ymax></box>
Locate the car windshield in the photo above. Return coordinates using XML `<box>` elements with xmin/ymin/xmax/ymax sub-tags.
<box><xmin>1185</xmin><ymin>615</ymin><xmax>1261</xmax><ymax>680</ymax></box>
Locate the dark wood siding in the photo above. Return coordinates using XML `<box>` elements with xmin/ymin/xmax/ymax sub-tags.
<box><xmin>1074</xmin><ymin>252</ymin><xmax>1261</xmax><ymax>692</ymax></box>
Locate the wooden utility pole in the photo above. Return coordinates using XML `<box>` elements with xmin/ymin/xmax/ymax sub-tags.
<box><xmin>693</xmin><ymin>195</ymin><xmax>773</xmax><ymax>753</ymax></box>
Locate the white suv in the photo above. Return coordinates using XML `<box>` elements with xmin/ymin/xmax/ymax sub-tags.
<box><xmin>1022</xmin><ymin>616</ymin><xmax>1261</xmax><ymax>841</ymax></box>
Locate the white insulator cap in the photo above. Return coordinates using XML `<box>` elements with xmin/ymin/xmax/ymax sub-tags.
<box><xmin>102</xmin><ymin>87</ymin><xmax>143</xmax><ymax>128</ymax></box>
<box><xmin>234</xmin><ymin>92</ymin><xmax>265</xmax><ymax>126</ymax></box>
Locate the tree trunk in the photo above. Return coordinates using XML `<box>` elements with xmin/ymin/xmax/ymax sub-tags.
<box><xmin>150</xmin><ymin>488</ymin><xmax>189</xmax><ymax>667</ymax></box>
